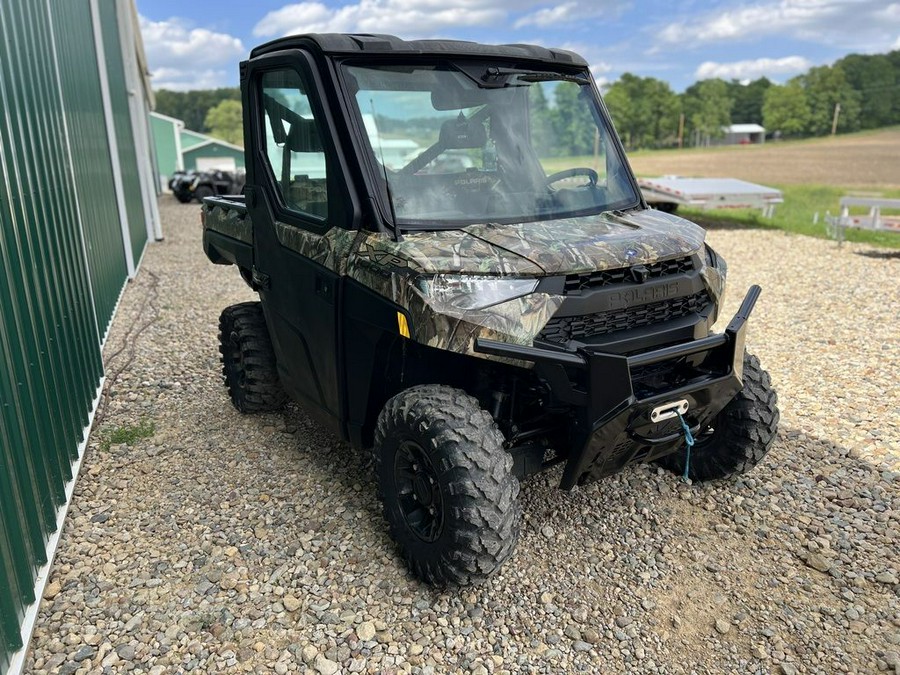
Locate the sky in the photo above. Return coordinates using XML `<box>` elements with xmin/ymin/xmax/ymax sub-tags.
<box><xmin>135</xmin><ymin>0</ymin><xmax>900</xmax><ymax>92</ymax></box>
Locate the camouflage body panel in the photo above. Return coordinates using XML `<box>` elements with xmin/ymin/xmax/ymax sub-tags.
<box><xmin>205</xmin><ymin>200</ymin><xmax>721</xmax><ymax>365</ymax></box>
<box><xmin>275</xmin><ymin>221</ymin><xmax>361</xmax><ymax>274</ymax></box>
<box><xmin>463</xmin><ymin>210</ymin><xmax>705</xmax><ymax>275</ymax></box>
<box><xmin>354</xmin><ymin>229</ymin><xmax>544</xmax><ymax>276</ymax></box>
<box><xmin>348</xmin><ymin>257</ymin><xmax>564</xmax><ymax>365</ymax></box>
<box><xmin>341</xmin><ymin>209</ymin><xmax>713</xmax><ymax>362</ymax></box>
<box><xmin>204</xmin><ymin>203</ymin><xmax>252</xmax><ymax>244</ymax></box>
<box><xmin>272</xmin><ymin>223</ymin><xmax>554</xmax><ymax>363</ymax></box>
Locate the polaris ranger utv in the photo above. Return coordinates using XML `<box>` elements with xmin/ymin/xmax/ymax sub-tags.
<box><xmin>202</xmin><ymin>34</ymin><xmax>779</xmax><ymax>585</ymax></box>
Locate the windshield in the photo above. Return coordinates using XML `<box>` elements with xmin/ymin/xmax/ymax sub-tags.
<box><xmin>343</xmin><ymin>62</ymin><xmax>639</xmax><ymax>228</ymax></box>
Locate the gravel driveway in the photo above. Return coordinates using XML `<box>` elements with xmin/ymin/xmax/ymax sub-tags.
<box><xmin>26</xmin><ymin>198</ymin><xmax>899</xmax><ymax>674</ymax></box>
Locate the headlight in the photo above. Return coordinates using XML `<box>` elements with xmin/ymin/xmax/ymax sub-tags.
<box><xmin>415</xmin><ymin>275</ymin><xmax>539</xmax><ymax>311</ymax></box>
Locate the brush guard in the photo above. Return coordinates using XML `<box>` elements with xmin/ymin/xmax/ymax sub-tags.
<box><xmin>476</xmin><ymin>285</ymin><xmax>761</xmax><ymax>489</ymax></box>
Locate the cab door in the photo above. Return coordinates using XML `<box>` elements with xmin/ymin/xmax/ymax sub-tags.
<box><xmin>242</xmin><ymin>51</ymin><xmax>359</xmax><ymax>431</ymax></box>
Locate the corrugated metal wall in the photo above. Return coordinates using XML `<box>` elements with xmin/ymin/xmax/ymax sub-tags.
<box><xmin>100</xmin><ymin>2</ymin><xmax>148</xmax><ymax>268</ymax></box>
<box><xmin>0</xmin><ymin>1</ymin><xmax>155</xmax><ymax>672</ymax></box>
<box><xmin>51</xmin><ymin>0</ymin><xmax>129</xmax><ymax>333</ymax></box>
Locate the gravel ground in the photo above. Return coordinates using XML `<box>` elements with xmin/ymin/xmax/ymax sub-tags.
<box><xmin>26</xmin><ymin>198</ymin><xmax>899</xmax><ymax>674</ymax></box>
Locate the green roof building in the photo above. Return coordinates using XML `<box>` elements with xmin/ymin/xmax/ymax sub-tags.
<box><xmin>182</xmin><ymin>136</ymin><xmax>245</xmax><ymax>172</ymax></box>
<box><xmin>150</xmin><ymin>114</ymin><xmax>245</xmax><ymax>185</ymax></box>
<box><xmin>149</xmin><ymin>111</ymin><xmax>184</xmax><ymax>184</ymax></box>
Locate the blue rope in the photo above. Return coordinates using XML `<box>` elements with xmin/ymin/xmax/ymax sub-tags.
<box><xmin>675</xmin><ymin>411</ymin><xmax>694</xmax><ymax>482</ymax></box>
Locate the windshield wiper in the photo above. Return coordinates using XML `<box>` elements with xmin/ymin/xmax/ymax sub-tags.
<box><xmin>481</xmin><ymin>66</ymin><xmax>589</xmax><ymax>86</ymax></box>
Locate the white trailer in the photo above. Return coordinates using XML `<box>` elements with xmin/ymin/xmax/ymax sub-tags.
<box><xmin>638</xmin><ymin>177</ymin><xmax>783</xmax><ymax>218</ymax></box>
<box><xmin>825</xmin><ymin>196</ymin><xmax>900</xmax><ymax>245</ymax></box>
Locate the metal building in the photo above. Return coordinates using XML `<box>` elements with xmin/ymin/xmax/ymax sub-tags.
<box><xmin>149</xmin><ymin>112</ymin><xmax>185</xmax><ymax>187</ymax></box>
<box><xmin>182</xmin><ymin>137</ymin><xmax>246</xmax><ymax>173</ymax></box>
<box><xmin>0</xmin><ymin>1</ymin><xmax>159</xmax><ymax>672</ymax></box>
<box><xmin>150</xmin><ymin>111</ymin><xmax>246</xmax><ymax>185</ymax></box>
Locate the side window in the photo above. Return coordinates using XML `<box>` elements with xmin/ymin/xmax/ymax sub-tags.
<box><xmin>260</xmin><ymin>69</ymin><xmax>328</xmax><ymax>219</ymax></box>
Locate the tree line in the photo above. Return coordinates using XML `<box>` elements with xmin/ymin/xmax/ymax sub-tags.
<box><xmin>601</xmin><ymin>49</ymin><xmax>900</xmax><ymax>150</ymax></box>
<box><xmin>154</xmin><ymin>49</ymin><xmax>899</xmax><ymax>153</ymax></box>
<box><xmin>154</xmin><ymin>87</ymin><xmax>243</xmax><ymax>145</ymax></box>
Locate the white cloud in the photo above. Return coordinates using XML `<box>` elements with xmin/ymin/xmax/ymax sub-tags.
<box><xmin>514</xmin><ymin>2</ymin><xmax>578</xmax><ymax>29</ymax></box>
<box><xmin>253</xmin><ymin>1</ymin><xmax>621</xmax><ymax>38</ymax></box>
<box><xmin>253</xmin><ymin>1</ymin><xmax>509</xmax><ymax>37</ymax></box>
<box><xmin>695</xmin><ymin>55</ymin><xmax>812</xmax><ymax>80</ymax></box>
<box><xmin>656</xmin><ymin>0</ymin><xmax>900</xmax><ymax>52</ymax></box>
<box><xmin>894</xmin><ymin>35</ymin><xmax>900</xmax><ymax>49</ymax></box>
<box><xmin>139</xmin><ymin>16</ymin><xmax>245</xmax><ymax>90</ymax></box>
<box><xmin>150</xmin><ymin>67</ymin><xmax>234</xmax><ymax>91</ymax></box>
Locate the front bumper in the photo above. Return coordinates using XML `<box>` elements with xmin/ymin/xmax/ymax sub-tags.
<box><xmin>475</xmin><ymin>285</ymin><xmax>760</xmax><ymax>489</ymax></box>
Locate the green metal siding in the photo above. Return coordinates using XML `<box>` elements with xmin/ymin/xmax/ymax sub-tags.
<box><xmin>52</xmin><ymin>0</ymin><xmax>128</xmax><ymax>334</ymax></box>
<box><xmin>151</xmin><ymin>114</ymin><xmax>180</xmax><ymax>183</ymax></box>
<box><xmin>0</xmin><ymin>1</ymin><xmax>151</xmax><ymax>671</ymax></box>
<box><xmin>183</xmin><ymin>143</ymin><xmax>246</xmax><ymax>171</ymax></box>
<box><xmin>100</xmin><ymin>2</ymin><xmax>147</xmax><ymax>266</ymax></box>
<box><xmin>0</xmin><ymin>1</ymin><xmax>105</xmax><ymax>670</ymax></box>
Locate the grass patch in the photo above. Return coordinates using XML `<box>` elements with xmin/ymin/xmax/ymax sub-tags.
<box><xmin>678</xmin><ymin>184</ymin><xmax>900</xmax><ymax>249</ymax></box>
<box><xmin>100</xmin><ymin>419</ymin><xmax>156</xmax><ymax>451</ymax></box>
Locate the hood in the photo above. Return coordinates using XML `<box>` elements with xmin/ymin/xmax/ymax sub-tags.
<box><xmin>463</xmin><ymin>209</ymin><xmax>706</xmax><ymax>275</ymax></box>
<box><xmin>357</xmin><ymin>208</ymin><xmax>705</xmax><ymax>277</ymax></box>
<box><xmin>358</xmin><ymin>228</ymin><xmax>544</xmax><ymax>276</ymax></box>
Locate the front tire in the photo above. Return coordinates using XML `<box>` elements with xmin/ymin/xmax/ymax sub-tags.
<box><xmin>218</xmin><ymin>302</ymin><xmax>286</xmax><ymax>413</ymax></box>
<box><xmin>657</xmin><ymin>352</ymin><xmax>779</xmax><ymax>481</ymax></box>
<box><xmin>374</xmin><ymin>385</ymin><xmax>521</xmax><ymax>586</ymax></box>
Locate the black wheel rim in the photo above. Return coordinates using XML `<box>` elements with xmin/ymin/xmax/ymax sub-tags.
<box><xmin>394</xmin><ymin>439</ymin><xmax>444</xmax><ymax>542</ymax></box>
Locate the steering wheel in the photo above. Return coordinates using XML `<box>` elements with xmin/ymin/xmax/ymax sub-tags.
<box><xmin>545</xmin><ymin>167</ymin><xmax>598</xmax><ymax>189</ymax></box>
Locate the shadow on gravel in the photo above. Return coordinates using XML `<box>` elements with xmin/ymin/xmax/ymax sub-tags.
<box><xmin>854</xmin><ymin>249</ymin><xmax>900</xmax><ymax>260</ymax></box>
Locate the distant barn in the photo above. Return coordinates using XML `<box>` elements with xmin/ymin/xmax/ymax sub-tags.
<box><xmin>718</xmin><ymin>123</ymin><xmax>766</xmax><ymax>145</ymax></box>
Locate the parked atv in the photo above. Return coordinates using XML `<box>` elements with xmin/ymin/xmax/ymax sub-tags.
<box><xmin>171</xmin><ymin>169</ymin><xmax>245</xmax><ymax>204</ymax></box>
<box><xmin>202</xmin><ymin>34</ymin><xmax>779</xmax><ymax>585</ymax></box>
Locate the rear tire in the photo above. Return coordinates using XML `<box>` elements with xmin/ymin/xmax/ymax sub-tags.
<box><xmin>657</xmin><ymin>352</ymin><xmax>779</xmax><ymax>481</ymax></box>
<box><xmin>218</xmin><ymin>302</ymin><xmax>286</xmax><ymax>413</ymax></box>
<box><xmin>374</xmin><ymin>385</ymin><xmax>521</xmax><ymax>586</ymax></box>
<box><xmin>194</xmin><ymin>185</ymin><xmax>215</xmax><ymax>201</ymax></box>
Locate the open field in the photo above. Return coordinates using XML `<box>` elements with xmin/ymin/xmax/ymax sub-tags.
<box><xmin>544</xmin><ymin>128</ymin><xmax>900</xmax><ymax>247</ymax></box>
<box><xmin>627</xmin><ymin>127</ymin><xmax>900</xmax><ymax>189</ymax></box>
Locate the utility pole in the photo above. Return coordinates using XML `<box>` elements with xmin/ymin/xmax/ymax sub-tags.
<box><xmin>677</xmin><ymin>113</ymin><xmax>684</xmax><ymax>149</ymax></box>
<box><xmin>831</xmin><ymin>102</ymin><xmax>841</xmax><ymax>136</ymax></box>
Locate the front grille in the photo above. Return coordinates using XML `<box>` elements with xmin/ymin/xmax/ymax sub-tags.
<box><xmin>539</xmin><ymin>291</ymin><xmax>710</xmax><ymax>343</ymax></box>
<box><xmin>564</xmin><ymin>256</ymin><xmax>694</xmax><ymax>293</ymax></box>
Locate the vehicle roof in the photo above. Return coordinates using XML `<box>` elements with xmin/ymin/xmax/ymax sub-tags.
<box><xmin>249</xmin><ymin>33</ymin><xmax>587</xmax><ymax>68</ymax></box>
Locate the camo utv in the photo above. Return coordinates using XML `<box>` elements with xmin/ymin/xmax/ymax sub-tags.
<box><xmin>202</xmin><ymin>34</ymin><xmax>779</xmax><ymax>585</ymax></box>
